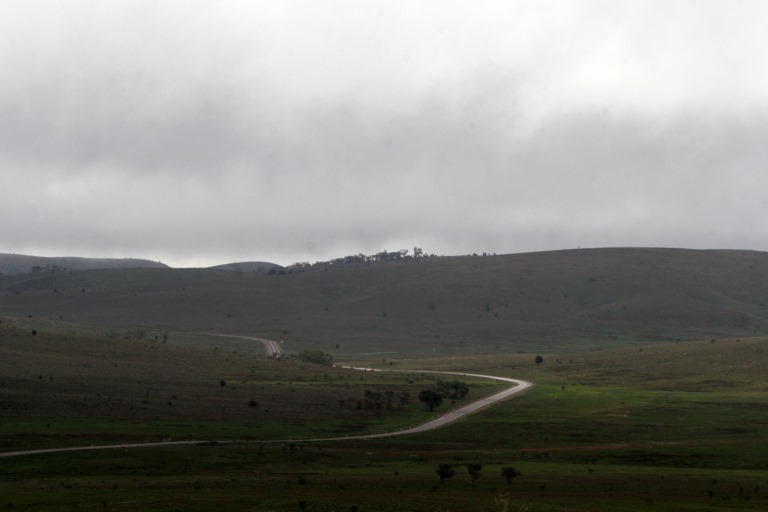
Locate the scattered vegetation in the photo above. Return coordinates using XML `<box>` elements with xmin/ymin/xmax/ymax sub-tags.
<box><xmin>417</xmin><ymin>379</ymin><xmax>470</xmax><ymax>411</ymax></box>
<box><xmin>4</xmin><ymin>248</ymin><xmax>768</xmax><ymax>358</ymax></box>
<box><xmin>1</xmin><ymin>323</ymin><xmax>766</xmax><ymax>510</ymax></box>
<box><xmin>2</xmin><ymin>248</ymin><xmax>768</xmax><ymax>510</ymax></box>
<box><xmin>286</xmin><ymin>246</ymin><xmax>436</xmax><ymax>271</ymax></box>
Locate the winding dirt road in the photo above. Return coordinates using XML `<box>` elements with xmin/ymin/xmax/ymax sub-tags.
<box><xmin>0</xmin><ymin>336</ymin><xmax>531</xmax><ymax>458</ymax></box>
<box><xmin>188</xmin><ymin>333</ymin><xmax>284</xmax><ymax>357</ymax></box>
<box><xmin>335</xmin><ymin>368</ymin><xmax>532</xmax><ymax>440</ymax></box>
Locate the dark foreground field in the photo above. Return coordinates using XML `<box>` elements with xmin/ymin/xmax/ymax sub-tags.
<box><xmin>1</xmin><ymin>319</ymin><xmax>767</xmax><ymax>511</ymax></box>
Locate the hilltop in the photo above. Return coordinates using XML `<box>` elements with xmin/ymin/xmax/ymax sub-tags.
<box><xmin>2</xmin><ymin>248</ymin><xmax>768</xmax><ymax>356</ymax></box>
<box><xmin>207</xmin><ymin>261</ymin><xmax>283</xmax><ymax>273</ymax></box>
<box><xmin>0</xmin><ymin>253</ymin><xmax>168</xmax><ymax>275</ymax></box>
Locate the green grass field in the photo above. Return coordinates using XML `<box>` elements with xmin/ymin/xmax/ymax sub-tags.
<box><xmin>2</xmin><ymin>318</ymin><xmax>767</xmax><ymax>510</ymax></box>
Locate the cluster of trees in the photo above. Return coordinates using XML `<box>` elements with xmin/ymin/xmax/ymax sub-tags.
<box><xmin>436</xmin><ymin>379</ymin><xmax>469</xmax><ymax>399</ymax></box>
<box><xmin>292</xmin><ymin>350</ymin><xmax>334</xmax><ymax>367</ymax></box>
<box><xmin>436</xmin><ymin>463</ymin><xmax>521</xmax><ymax>485</ymax></box>
<box><xmin>31</xmin><ymin>264</ymin><xmax>70</xmax><ymax>273</ymax></box>
<box><xmin>340</xmin><ymin>389</ymin><xmax>411</xmax><ymax>410</ymax></box>
<box><xmin>418</xmin><ymin>379</ymin><xmax>470</xmax><ymax>411</ymax></box>
<box><xmin>282</xmin><ymin>247</ymin><xmax>438</xmax><ymax>272</ymax></box>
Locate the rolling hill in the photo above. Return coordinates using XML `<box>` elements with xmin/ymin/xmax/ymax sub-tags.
<box><xmin>3</xmin><ymin>249</ymin><xmax>768</xmax><ymax>511</ymax></box>
<box><xmin>2</xmin><ymin>248</ymin><xmax>768</xmax><ymax>356</ymax></box>
<box><xmin>0</xmin><ymin>253</ymin><xmax>168</xmax><ymax>275</ymax></box>
<box><xmin>207</xmin><ymin>261</ymin><xmax>283</xmax><ymax>272</ymax></box>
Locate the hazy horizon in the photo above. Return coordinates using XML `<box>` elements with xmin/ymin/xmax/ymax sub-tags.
<box><xmin>3</xmin><ymin>1</ymin><xmax>768</xmax><ymax>268</ymax></box>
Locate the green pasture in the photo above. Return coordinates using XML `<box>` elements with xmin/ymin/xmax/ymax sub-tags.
<box><xmin>2</xmin><ymin>435</ymin><xmax>766</xmax><ymax>511</ymax></box>
<box><xmin>3</xmin><ymin>354</ymin><xmax>768</xmax><ymax>510</ymax></box>
<box><xmin>2</xmin><ymin>319</ymin><xmax>767</xmax><ymax>510</ymax></box>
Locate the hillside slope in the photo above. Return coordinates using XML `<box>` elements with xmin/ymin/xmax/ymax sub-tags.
<box><xmin>2</xmin><ymin>248</ymin><xmax>768</xmax><ymax>355</ymax></box>
<box><xmin>0</xmin><ymin>253</ymin><xmax>168</xmax><ymax>275</ymax></box>
<box><xmin>207</xmin><ymin>261</ymin><xmax>282</xmax><ymax>272</ymax></box>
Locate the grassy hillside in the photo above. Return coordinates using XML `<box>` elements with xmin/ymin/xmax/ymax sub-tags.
<box><xmin>208</xmin><ymin>261</ymin><xmax>283</xmax><ymax>272</ymax></box>
<box><xmin>2</xmin><ymin>248</ymin><xmax>768</xmax><ymax>356</ymax></box>
<box><xmin>0</xmin><ymin>253</ymin><xmax>168</xmax><ymax>275</ymax></box>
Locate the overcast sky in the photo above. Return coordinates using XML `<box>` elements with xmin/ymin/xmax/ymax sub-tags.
<box><xmin>2</xmin><ymin>1</ymin><xmax>768</xmax><ymax>267</ymax></box>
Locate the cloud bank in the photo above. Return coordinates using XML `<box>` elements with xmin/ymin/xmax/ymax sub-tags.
<box><xmin>2</xmin><ymin>1</ymin><xmax>767</xmax><ymax>266</ymax></box>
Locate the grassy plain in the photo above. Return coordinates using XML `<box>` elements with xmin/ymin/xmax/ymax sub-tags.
<box><xmin>2</xmin><ymin>248</ymin><xmax>768</xmax><ymax>510</ymax></box>
<box><xmin>2</xmin><ymin>318</ymin><xmax>767</xmax><ymax>511</ymax></box>
<box><xmin>0</xmin><ymin>321</ymin><xmax>505</xmax><ymax>450</ymax></box>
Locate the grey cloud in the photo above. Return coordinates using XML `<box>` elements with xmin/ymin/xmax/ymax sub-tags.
<box><xmin>3</xmin><ymin>1</ymin><xmax>768</xmax><ymax>266</ymax></box>
<box><xmin>5</xmin><ymin>85</ymin><xmax>768</xmax><ymax>265</ymax></box>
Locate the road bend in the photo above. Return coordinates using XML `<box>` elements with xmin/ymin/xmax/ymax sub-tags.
<box><xmin>0</xmin><ymin>339</ymin><xmax>532</xmax><ymax>458</ymax></box>
<box><xmin>184</xmin><ymin>333</ymin><xmax>283</xmax><ymax>357</ymax></box>
<box><xmin>331</xmin><ymin>368</ymin><xmax>533</xmax><ymax>440</ymax></box>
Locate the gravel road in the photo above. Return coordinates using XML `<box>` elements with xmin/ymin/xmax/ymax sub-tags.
<box><xmin>0</xmin><ymin>338</ymin><xmax>531</xmax><ymax>458</ymax></box>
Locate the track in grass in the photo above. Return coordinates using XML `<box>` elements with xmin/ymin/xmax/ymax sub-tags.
<box><xmin>0</xmin><ymin>340</ymin><xmax>533</xmax><ymax>459</ymax></box>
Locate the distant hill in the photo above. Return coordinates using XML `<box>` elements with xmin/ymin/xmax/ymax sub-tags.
<box><xmin>0</xmin><ymin>253</ymin><xmax>168</xmax><ymax>275</ymax></box>
<box><xmin>2</xmin><ymin>248</ymin><xmax>768</xmax><ymax>356</ymax></box>
<box><xmin>208</xmin><ymin>261</ymin><xmax>283</xmax><ymax>273</ymax></box>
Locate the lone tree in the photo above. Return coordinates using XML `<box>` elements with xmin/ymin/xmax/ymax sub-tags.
<box><xmin>535</xmin><ymin>355</ymin><xmax>544</xmax><ymax>365</ymax></box>
<box><xmin>418</xmin><ymin>389</ymin><xmax>444</xmax><ymax>411</ymax></box>
<box><xmin>501</xmin><ymin>466</ymin><xmax>521</xmax><ymax>485</ymax></box>
<box><xmin>436</xmin><ymin>463</ymin><xmax>455</xmax><ymax>484</ymax></box>
<box><xmin>467</xmin><ymin>463</ymin><xmax>482</xmax><ymax>483</ymax></box>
